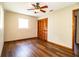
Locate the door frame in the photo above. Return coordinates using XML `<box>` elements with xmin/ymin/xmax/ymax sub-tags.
<box><xmin>72</xmin><ymin>9</ymin><xmax>79</xmax><ymax>52</ymax></box>
<box><xmin>38</xmin><ymin>18</ymin><xmax>48</xmax><ymax>41</ymax></box>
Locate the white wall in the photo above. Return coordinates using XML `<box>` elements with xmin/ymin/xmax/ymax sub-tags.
<box><xmin>4</xmin><ymin>11</ymin><xmax>37</xmax><ymax>41</ymax></box>
<box><xmin>0</xmin><ymin>4</ymin><xmax>4</xmax><ymax>56</ymax></box>
<box><xmin>39</xmin><ymin>3</ymin><xmax>79</xmax><ymax>49</ymax></box>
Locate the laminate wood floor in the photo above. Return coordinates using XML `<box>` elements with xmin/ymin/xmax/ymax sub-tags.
<box><xmin>1</xmin><ymin>38</ymin><xmax>74</xmax><ymax>57</ymax></box>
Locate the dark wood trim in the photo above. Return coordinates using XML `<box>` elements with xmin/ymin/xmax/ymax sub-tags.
<box><xmin>72</xmin><ymin>9</ymin><xmax>79</xmax><ymax>52</ymax></box>
<box><xmin>72</xmin><ymin>10</ymin><xmax>75</xmax><ymax>51</ymax></box>
<box><xmin>4</xmin><ymin>37</ymin><xmax>38</xmax><ymax>43</ymax></box>
<box><xmin>47</xmin><ymin>41</ymin><xmax>73</xmax><ymax>52</ymax></box>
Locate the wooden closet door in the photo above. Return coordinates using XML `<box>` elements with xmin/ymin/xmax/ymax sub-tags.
<box><xmin>38</xmin><ymin>18</ymin><xmax>48</xmax><ymax>41</ymax></box>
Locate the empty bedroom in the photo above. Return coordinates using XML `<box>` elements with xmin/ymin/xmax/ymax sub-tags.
<box><xmin>0</xmin><ymin>2</ymin><xmax>79</xmax><ymax>57</ymax></box>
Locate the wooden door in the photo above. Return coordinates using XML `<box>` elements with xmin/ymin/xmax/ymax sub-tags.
<box><xmin>38</xmin><ymin>18</ymin><xmax>48</xmax><ymax>41</ymax></box>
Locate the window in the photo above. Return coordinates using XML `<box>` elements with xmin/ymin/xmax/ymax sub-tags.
<box><xmin>18</xmin><ymin>18</ymin><xmax>28</xmax><ymax>29</ymax></box>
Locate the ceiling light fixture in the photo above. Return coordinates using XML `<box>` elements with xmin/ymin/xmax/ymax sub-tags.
<box><xmin>34</xmin><ymin>9</ymin><xmax>40</xmax><ymax>13</ymax></box>
<box><xmin>27</xmin><ymin>3</ymin><xmax>48</xmax><ymax>13</ymax></box>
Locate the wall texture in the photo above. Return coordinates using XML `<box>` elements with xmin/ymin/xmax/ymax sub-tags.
<box><xmin>0</xmin><ymin>4</ymin><xmax>4</xmax><ymax>56</ymax></box>
<box><xmin>38</xmin><ymin>3</ymin><xmax>79</xmax><ymax>49</ymax></box>
<box><xmin>4</xmin><ymin>11</ymin><xmax>37</xmax><ymax>41</ymax></box>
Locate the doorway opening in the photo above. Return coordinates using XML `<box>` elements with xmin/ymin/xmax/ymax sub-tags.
<box><xmin>38</xmin><ymin>18</ymin><xmax>48</xmax><ymax>41</ymax></box>
<box><xmin>72</xmin><ymin>9</ymin><xmax>79</xmax><ymax>56</ymax></box>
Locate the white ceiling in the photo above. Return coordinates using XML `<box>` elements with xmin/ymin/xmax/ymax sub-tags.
<box><xmin>3</xmin><ymin>2</ymin><xmax>77</xmax><ymax>17</ymax></box>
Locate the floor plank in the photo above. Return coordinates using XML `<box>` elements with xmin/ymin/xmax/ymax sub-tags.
<box><xmin>1</xmin><ymin>38</ymin><xmax>75</xmax><ymax>57</ymax></box>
